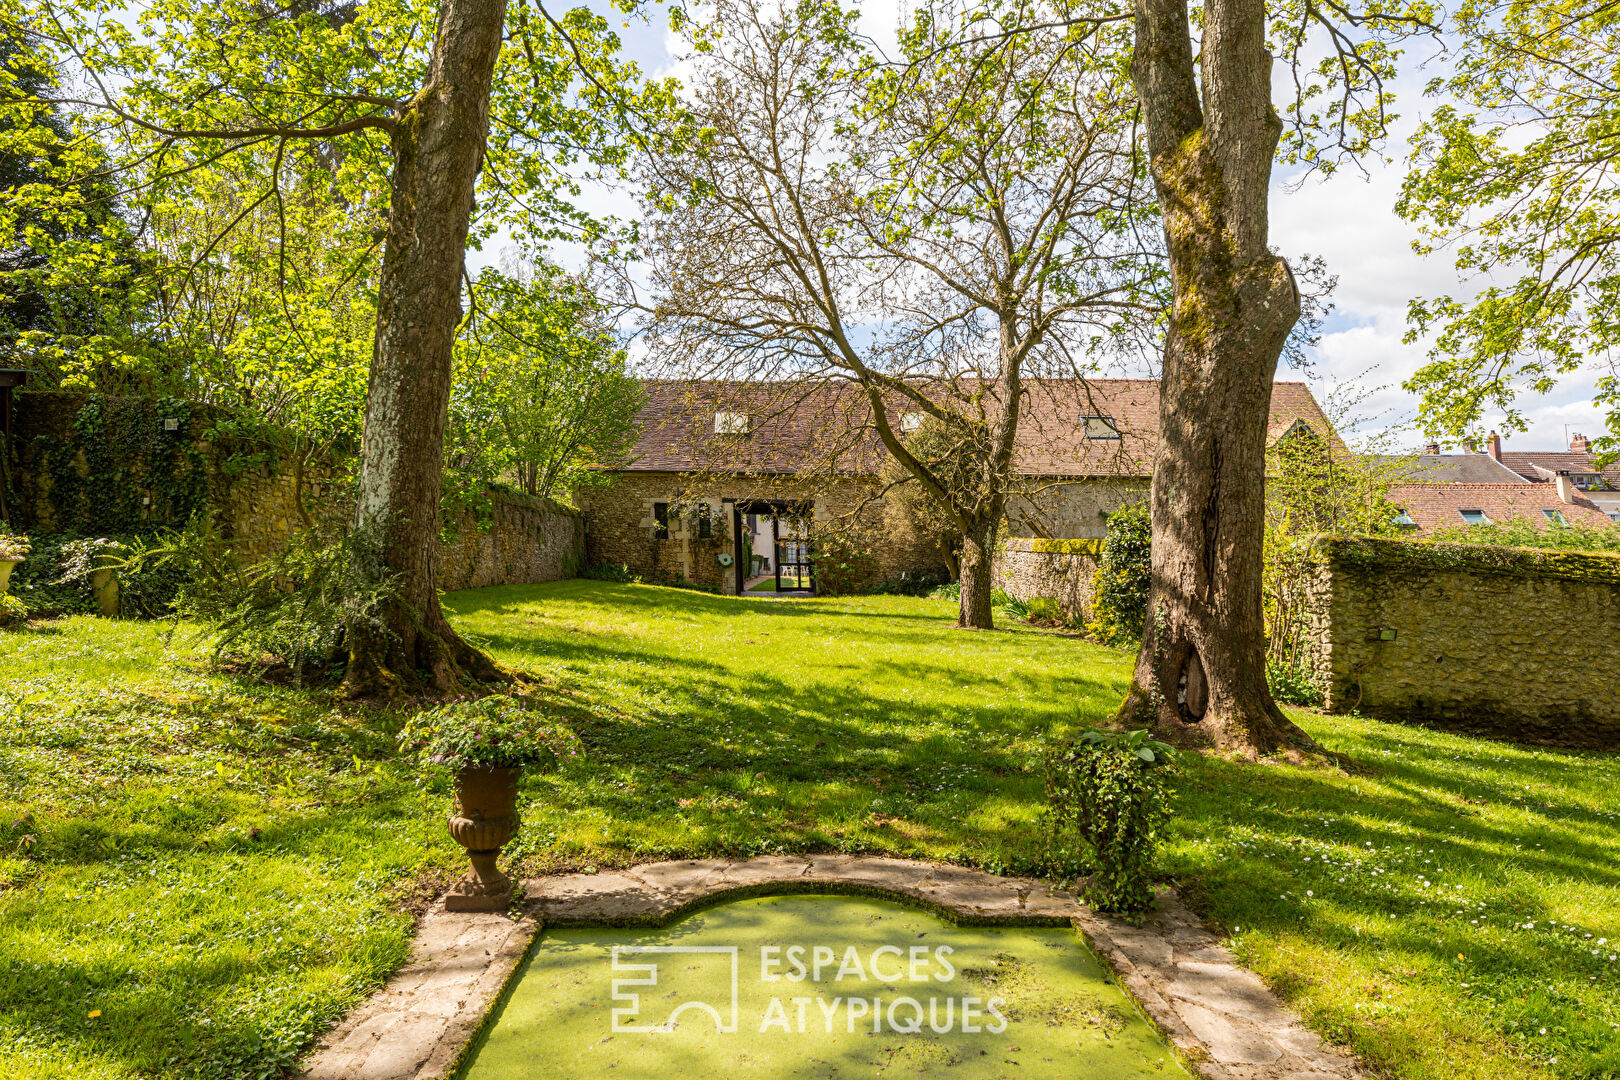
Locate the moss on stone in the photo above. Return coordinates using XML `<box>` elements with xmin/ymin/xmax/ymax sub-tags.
<box><xmin>1305</xmin><ymin>534</ymin><xmax>1620</xmax><ymax>586</ymax></box>
<box><xmin>1023</xmin><ymin>537</ymin><xmax>1105</xmax><ymax>556</ymax></box>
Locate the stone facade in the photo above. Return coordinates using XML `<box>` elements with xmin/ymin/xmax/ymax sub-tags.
<box><xmin>8</xmin><ymin>391</ymin><xmax>582</xmax><ymax>594</ymax></box>
<box><xmin>993</xmin><ymin>538</ymin><xmax>1103</xmax><ymax>622</ymax></box>
<box><xmin>1299</xmin><ymin>536</ymin><xmax>1620</xmax><ymax>749</ymax></box>
<box><xmin>574</xmin><ymin>471</ymin><xmax>945</xmax><ymax>593</ymax></box>
<box><xmin>1006</xmin><ymin>478</ymin><xmax>1146</xmax><ymax>540</ymax></box>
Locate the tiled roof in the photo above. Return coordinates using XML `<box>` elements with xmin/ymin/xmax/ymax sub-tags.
<box><xmin>1387</xmin><ymin>483</ymin><xmax>1616</xmax><ymax>535</ymax></box>
<box><xmin>617</xmin><ymin>379</ymin><xmax>1339</xmax><ymax>478</ymax></box>
<box><xmin>1376</xmin><ymin>454</ymin><xmax>1530</xmax><ymax>484</ymax></box>
<box><xmin>1498</xmin><ymin>451</ymin><xmax>1620</xmax><ymax>489</ymax></box>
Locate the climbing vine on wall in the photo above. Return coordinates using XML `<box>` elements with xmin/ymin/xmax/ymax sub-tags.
<box><xmin>31</xmin><ymin>396</ymin><xmax>212</xmax><ymax>534</ymax></box>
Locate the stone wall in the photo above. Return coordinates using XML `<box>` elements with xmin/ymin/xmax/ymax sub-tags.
<box><xmin>1006</xmin><ymin>479</ymin><xmax>1145</xmax><ymax>539</ymax></box>
<box><xmin>574</xmin><ymin>471</ymin><xmax>946</xmax><ymax>594</ymax></box>
<box><xmin>435</xmin><ymin>493</ymin><xmax>583</xmax><ymax>592</ymax></box>
<box><xmin>1299</xmin><ymin>535</ymin><xmax>1620</xmax><ymax>749</ymax></box>
<box><xmin>993</xmin><ymin>538</ymin><xmax>1102</xmax><ymax>622</ymax></box>
<box><xmin>7</xmin><ymin>391</ymin><xmax>582</xmax><ymax>594</ymax></box>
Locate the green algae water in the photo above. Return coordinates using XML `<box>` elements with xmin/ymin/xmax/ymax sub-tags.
<box><xmin>458</xmin><ymin>895</ymin><xmax>1188</xmax><ymax>1079</ymax></box>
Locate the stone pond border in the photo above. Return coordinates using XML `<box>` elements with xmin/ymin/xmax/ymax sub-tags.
<box><xmin>297</xmin><ymin>856</ymin><xmax>1365</xmax><ymax>1080</ymax></box>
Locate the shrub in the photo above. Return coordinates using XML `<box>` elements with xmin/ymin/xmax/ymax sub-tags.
<box><xmin>811</xmin><ymin>532</ymin><xmax>882</xmax><ymax>597</ymax></box>
<box><xmin>1267</xmin><ymin>658</ymin><xmax>1324</xmax><ymax>708</ymax></box>
<box><xmin>993</xmin><ymin>588</ymin><xmax>1029</xmax><ymax>620</ymax></box>
<box><xmin>1088</xmin><ymin>503</ymin><xmax>1151</xmax><ymax>647</ymax></box>
<box><xmin>1046</xmin><ymin>727</ymin><xmax>1177</xmax><ymax>914</ymax></box>
<box><xmin>930</xmin><ymin>579</ymin><xmax>961</xmax><ymax>601</ymax></box>
<box><xmin>7</xmin><ymin>532</ymin><xmax>200</xmax><ymax>618</ymax></box>
<box><xmin>871</xmin><ymin>569</ymin><xmax>949</xmax><ymax>596</ymax></box>
<box><xmin>401</xmin><ymin>694</ymin><xmax>579</xmax><ymax>771</ymax></box>
<box><xmin>581</xmin><ymin>563</ymin><xmax>640</xmax><ymax>583</ymax></box>
<box><xmin>1025</xmin><ymin>596</ymin><xmax>1065</xmax><ymax>626</ymax></box>
<box><xmin>0</xmin><ymin>592</ymin><xmax>25</xmax><ymax>628</ymax></box>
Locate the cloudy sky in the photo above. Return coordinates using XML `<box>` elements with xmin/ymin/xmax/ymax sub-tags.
<box><xmin>558</xmin><ymin>3</ymin><xmax>1609</xmax><ymax>454</ymax></box>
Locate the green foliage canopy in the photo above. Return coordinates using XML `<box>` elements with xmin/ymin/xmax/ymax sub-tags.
<box><xmin>449</xmin><ymin>263</ymin><xmax>642</xmax><ymax>502</ymax></box>
<box><xmin>1398</xmin><ymin>0</ymin><xmax>1620</xmax><ymax>459</ymax></box>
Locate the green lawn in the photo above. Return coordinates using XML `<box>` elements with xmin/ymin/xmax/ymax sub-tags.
<box><xmin>2</xmin><ymin>581</ymin><xmax>1617</xmax><ymax>1080</ymax></box>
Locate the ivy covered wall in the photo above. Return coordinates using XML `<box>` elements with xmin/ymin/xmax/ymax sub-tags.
<box><xmin>4</xmin><ymin>392</ymin><xmax>583</xmax><ymax>614</ymax></box>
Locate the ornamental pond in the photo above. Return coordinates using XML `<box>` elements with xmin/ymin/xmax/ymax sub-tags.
<box><xmin>457</xmin><ymin>894</ymin><xmax>1188</xmax><ymax>1079</ymax></box>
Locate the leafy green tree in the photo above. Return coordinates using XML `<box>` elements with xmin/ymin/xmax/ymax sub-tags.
<box><xmin>0</xmin><ymin>32</ymin><xmax>147</xmax><ymax>374</ymax></box>
<box><xmin>4</xmin><ymin>0</ymin><xmax>671</xmax><ymax>693</ymax></box>
<box><xmin>449</xmin><ymin>262</ymin><xmax>641</xmax><ymax>502</ymax></box>
<box><xmin>1262</xmin><ymin>416</ymin><xmax>1408</xmax><ymax>691</ymax></box>
<box><xmin>1399</xmin><ymin>0</ymin><xmax>1620</xmax><ymax>458</ymax></box>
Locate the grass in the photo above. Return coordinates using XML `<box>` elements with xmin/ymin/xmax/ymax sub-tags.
<box><xmin>0</xmin><ymin>617</ymin><xmax>459</xmax><ymax>1080</ymax></box>
<box><xmin>2</xmin><ymin>581</ymin><xmax>1617</xmax><ymax>1080</ymax></box>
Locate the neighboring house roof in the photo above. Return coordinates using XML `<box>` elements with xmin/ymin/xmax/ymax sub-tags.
<box><xmin>1378</xmin><ymin>453</ymin><xmax>1529</xmax><ymax>484</ymax></box>
<box><xmin>1498</xmin><ymin>451</ymin><xmax>1620</xmax><ymax>491</ymax></box>
<box><xmin>618</xmin><ymin>378</ymin><xmax>1339</xmax><ymax>478</ymax></box>
<box><xmin>1387</xmin><ymin>483</ymin><xmax>1616</xmax><ymax>535</ymax></box>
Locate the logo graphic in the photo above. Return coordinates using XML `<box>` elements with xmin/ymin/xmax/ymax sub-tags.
<box><xmin>610</xmin><ymin>946</ymin><xmax>740</xmax><ymax>1033</ymax></box>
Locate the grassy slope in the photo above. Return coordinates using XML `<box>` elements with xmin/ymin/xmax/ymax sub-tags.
<box><xmin>1</xmin><ymin>583</ymin><xmax>1615</xmax><ymax>1079</ymax></box>
<box><xmin>449</xmin><ymin>582</ymin><xmax>1620</xmax><ymax>1080</ymax></box>
<box><xmin>0</xmin><ymin>618</ymin><xmax>459</xmax><ymax>1080</ymax></box>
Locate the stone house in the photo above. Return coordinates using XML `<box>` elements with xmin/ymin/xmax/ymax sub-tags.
<box><xmin>574</xmin><ymin>379</ymin><xmax>1338</xmax><ymax>596</ymax></box>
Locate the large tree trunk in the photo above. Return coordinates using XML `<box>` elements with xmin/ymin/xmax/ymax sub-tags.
<box><xmin>344</xmin><ymin>0</ymin><xmax>508</xmax><ymax>697</ymax></box>
<box><xmin>957</xmin><ymin>518</ymin><xmax>996</xmax><ymax>630</ymax></box>
<box><xmin>1116</xmin><ymin>0</ymin><xmax>1318</xmax><ymax>755</ymax></box>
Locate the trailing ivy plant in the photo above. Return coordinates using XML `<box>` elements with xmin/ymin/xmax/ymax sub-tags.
<box><xmin>400</xmin><ymin>695</ymin><xmax>579</xmax><ymax>772</ymax></box>
<box><xmin>1045</xmin><ymin>727</ymin><xmax>1178</xmax><ymax>915</ymax></box>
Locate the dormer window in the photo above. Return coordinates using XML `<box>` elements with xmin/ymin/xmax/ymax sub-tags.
<box><xmin>1082</xmin><ymin>415</ymin><xmax>1120</xmax><ymax>440</ymax></box>
<box><xmin>1392</xmin><ymin>509</ymin><xmax>1417</xmax><ymax>528</ymax></box>
<box><xmin>1542</xmin><ymin>509</ymin><xmax>1568</xmax><ymax>526</ymax></box>
<box><xmin>1458</xmin><ymin>508</ymin><xmax>1490</xmax><ymax>526</ymax></box>
<box><xmin>715</xmin><ymin>412</ymin><xmax>750</xmax><ymax>435</ymax></box>
<box><xmin>899</xmin><ymin>411</ymin><xmax>924</xmax><ymax>434</ymax></box>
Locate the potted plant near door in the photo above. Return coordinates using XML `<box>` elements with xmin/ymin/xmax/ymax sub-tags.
<box><xmin>0</xmin><ymin>526</ymin><xmax>28</xmax><ymax>628</ymax></box>
<box><xmin>403</xmin><ymin>695</ymin><xmax>578</xmax><ymax>911</ymax></box>
<box><xmin>0</xmin><ymin>526</ymin><xmax>28</xmax><ymax>593</ymax></box>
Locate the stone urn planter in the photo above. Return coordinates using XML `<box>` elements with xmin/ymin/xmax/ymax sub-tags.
<box><xmin>403</xmin><ymin>694</ymin><xmax>579</xmax><ymax>915</ymax></box>
<box><xmin>445</xmin><ymin>765</ymin><xmax>522</xmax><ymax>912</ymax></box>
<box><xmin>0</xmin><ymin>556</ymin><xmax>20</xmax><ymax>595</ymax></box>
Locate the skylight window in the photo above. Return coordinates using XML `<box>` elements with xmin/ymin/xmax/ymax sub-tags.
<box><xmin>1458</xmin><ymin>509</ymin><xmax>1490</xmax><ymax>526</ymax></box>
<box><xmin>714</xmin><ymin>412</ymin><xmax>750</xmax><ymax>435</ymax></box>
<box><xmin>1392</xmin><ymin>509</ymin><xmax>1417</xmax><ymax>527</ymax></box>
<box><xmin>1542</xmin><ymin>509</ymin><xmax>1568</xmax><ymax>526</ymax></box>
<box><xmin>1082</xmin><ymin>415</ymin><xmax>1120</xmax><ymax>440</ymax></box>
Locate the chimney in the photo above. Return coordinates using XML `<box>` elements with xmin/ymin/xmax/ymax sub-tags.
<box><xmin>1571</xmin><ymin>432</ymin><xmax>1591</xmax><ymax>453</ymax></box>
<box><xmin>1487</xmin><ymin>431</ymin><xmax>1502</xmax><ymax>461</ymax></box>
<box><xmin>1423</xmin><ymin>441</ymin><xmax>1440</xmax><ymax>455</ymax></box>
<box><xmin>1555</xmin><ymin>471</ymin><xmax>1578</xmax><ymax>504</ymax></box>
<box><xmin>1462</xmin><ymin>436</ymin><xmax>1477</xmax><ymax>453</ymax></box>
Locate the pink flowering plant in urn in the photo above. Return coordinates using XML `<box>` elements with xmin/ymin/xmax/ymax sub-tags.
<box><xmin>402</xmin><ymin>694</ymin><xmax>578</xmax><ymax>911</ymax></box>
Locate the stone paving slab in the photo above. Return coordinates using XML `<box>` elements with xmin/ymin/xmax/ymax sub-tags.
<box><xmin>296</xmin><ymin>857</ymin><xmax>1366</xmax><ymax>1080</ymax></box>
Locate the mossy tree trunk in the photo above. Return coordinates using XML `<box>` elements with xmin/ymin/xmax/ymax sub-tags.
<box><xmin>1116</xmin><ymin>0</ymin><xmax>1318</xmax><ymax>755</ymax></box>
<box><xmin>956</xmin><ymin>515</ymin><xmax>999</xmax><ymax>630</ymax></box>
<box><xmin>344</xmin><ymin>0</ymin><xmax>508</xmax><ymax>697</ymax></box>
